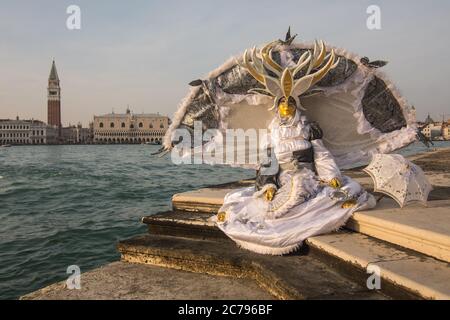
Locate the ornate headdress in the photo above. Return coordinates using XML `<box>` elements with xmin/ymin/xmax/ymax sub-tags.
<box><xmin>240</xmin><ymin>40</ymin><xmax>339</xmax><ymax>110</ymax></box>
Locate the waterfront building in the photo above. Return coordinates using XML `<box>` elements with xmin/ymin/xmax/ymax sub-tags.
<box><xmin>422</xmin><ymin>122</ymin><xmax>443</xmax><ymax>140</ymax></box>
<box><xmin>0</xmin><ymin>117</ymin><xmax>58</xmax><ymax>145</ymax></box>
<box><xmin>93</xmin><ymin>108</ymin><xmax>169</xmax><ymax>144</ymax></box>
<box><xmin>442</xmin><ymin>124</ymin><xmax>450</xmax><ymax>140</ymax></box>
<box><xmin>61</xmin><ymin>123</ymin><xmax>94</xmax><ymax>144</ymax></box>
<box><xmin>420</xmin><ymin>114</ymin><xmax>450</xmax><ymax>140</ymax></box>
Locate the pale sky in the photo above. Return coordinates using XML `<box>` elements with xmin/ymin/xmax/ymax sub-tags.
<box><xmin>0</xmin><ymin>0</ymin><xmax>449</xmax><ymax>126</ymax></box>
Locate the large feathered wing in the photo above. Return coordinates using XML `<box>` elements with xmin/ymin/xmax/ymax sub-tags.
<box><xmin>164</xmin><ymin>42</ymin><xmax>417</xmax><ymax>168</ymax></box>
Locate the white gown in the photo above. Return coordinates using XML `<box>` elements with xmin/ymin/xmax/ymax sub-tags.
<box><xmin>213</xmin><ymin>113</ymin><xmax>376</xmax><ymax>255</ymax></box>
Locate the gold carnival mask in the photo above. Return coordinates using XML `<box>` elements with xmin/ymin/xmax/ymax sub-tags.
<box><xmin>278</xmin><ymin>100</ymin><xmax>296</xmax><ymax>119</ymax></box>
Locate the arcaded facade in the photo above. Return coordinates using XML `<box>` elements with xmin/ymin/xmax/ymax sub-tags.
<box><xmin>93</xmin><ymin>109</ymin><xmax>169</xmax><ymax>144</ymax></box>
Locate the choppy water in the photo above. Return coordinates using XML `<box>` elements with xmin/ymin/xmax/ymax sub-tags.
<box><xmin>0</xmin><ymin>145</ymin><xmax>253</xmax><ymax>300</ymax></box>
<box><xmin>0</xmin><ymin>141</ymin><xmax>449</xmax><ymax>300</ymax></box>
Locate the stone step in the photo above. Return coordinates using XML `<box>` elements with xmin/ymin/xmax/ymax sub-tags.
<box><xmin>142</xmin><ymin>211</ymin><xmax>226</xmax><ymax>240</ymax></box>
<box><xmin>347</xmin><ymin>198</ymin><xmax>450</xmax><ymax>263</ymax></box>
<box><xmin>306</xmin><ymin>232</ymin><xmax>450</xmax><ymax>300</ymax></box>
<box><xmin>141</xmin><ymin>210</ymin><xmax>449</xmax><ymax>299</ymax></box>
<box><xmin>171</xmin><ymin>180</ymin><xmax>254</xmax><ymax>213</ymax></box>
<box><xmin>117</xmin><ymin>233</ymin><xmax>389</xmax><ymax>300</ymax></box>
<box><xmin>171</xmin><ymin>187</ymin><xmax>229</xmax><ymax>213</ymax></box>
<box><xmin>171</xmin><ymin>185</ymin><xmax>450</xmax><ymax>263</ymax></box>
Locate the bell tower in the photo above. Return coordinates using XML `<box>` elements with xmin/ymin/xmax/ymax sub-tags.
<box><xmin>47</xmin><ymin>59</ymin><xmax>61</xmax><ymax>133</ymax></box>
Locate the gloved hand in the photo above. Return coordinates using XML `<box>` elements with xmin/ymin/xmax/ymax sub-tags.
<box><xmin>264</xmin><ymin>186</ymin><xmax>277</xmax><ymax>202</ymax></box>
<box><xmin>328</xmin><ymin>177</ymin><xmax>342</xmax><ymax>189</ymax></box>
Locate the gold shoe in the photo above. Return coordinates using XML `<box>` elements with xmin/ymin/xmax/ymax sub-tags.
<box><xmin>217</xmin><ymin>211</ymin><xmax>227</xmax><ymax>223</ymax></box>
<box><xmin>264</xmin><ymin>186</ymin><xmax>277</xmax><ymax>202</ymax></box>
<box><xmin>341</xmin><ymin>199</ymin><xmax>357</xmax><ymax>209</ymax></box>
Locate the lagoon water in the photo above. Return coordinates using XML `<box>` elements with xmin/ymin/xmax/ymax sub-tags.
<box><xmin>0</xmin><ymin>142</ymin><xmax>449</xmax><ymax>299</ymax></box>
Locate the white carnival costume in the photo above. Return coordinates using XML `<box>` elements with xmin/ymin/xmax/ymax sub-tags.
<box><xmin>164</xmin><ymin>31</ymin><xmax>418</xmax><ymax>255</ymax></box>
<box><xmin>215</xmin><ymin>111</ymin><xmax>376</xmax><ymax>255</ymax></box>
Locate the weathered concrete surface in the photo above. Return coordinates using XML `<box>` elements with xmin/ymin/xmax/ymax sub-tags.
<box><xmin>21</xmin><ymin>261</ymin><xmax>272</xmax><ymax>300</ymax></box>
<box><xmin>172</xmin><ymin>180</ymin><xmax>254</xmax><ymax>213</ymax></box>
<box><xmin>117</xmin><ymin>234</ymin><xmax>388</xmax><ymax>300</ymax></box>
<box><xmin>307</xmin><ymin>233</ymin><xmax>450</xmax><ymax>300</ymax></box>
<box><xmin>141</xmin><ymin>207</ymin><xmax>448</xmax><ymax>299</ymax></box>
<box><xmin>143</xmin><ymin>211</ymin><xmax>225</xmax><ymax>240</ymax></box>
<box><xmin>347</xmin><ymin>199</ymin><xmax>450</xmax><ymax>262</ymax></box>
<box><xmin>345</xmin><ymin>149</ymin><xmax>450</xmax><ymax>262</ymax></box>
<box><xmin>410</xmin><ymin>147</ymin><xmax>450</xmax><ymax>173</ymax></box>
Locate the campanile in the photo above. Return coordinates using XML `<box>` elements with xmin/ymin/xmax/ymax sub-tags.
<box><xmin>47</xmin><ymin>60</ymin><xmax>61</xmax><ymax>132</ymax></box>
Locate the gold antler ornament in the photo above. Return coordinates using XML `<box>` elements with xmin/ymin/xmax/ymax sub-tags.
<box><xmin>240</xmin><ymin>36</ymin><xmax>339</xmax><ymax>113</ymax></box>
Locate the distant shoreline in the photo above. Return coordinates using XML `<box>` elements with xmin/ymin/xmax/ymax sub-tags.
<box><xmin>1</xmin><ymin>143</ymin><xmax>163</xmax><ymax>147</ymax></box>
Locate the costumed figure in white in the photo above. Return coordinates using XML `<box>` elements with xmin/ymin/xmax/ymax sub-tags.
<box><xmin>164</xmin><ymin>31</ymin><xmax>418</xmax><ymax>255</ymax></box>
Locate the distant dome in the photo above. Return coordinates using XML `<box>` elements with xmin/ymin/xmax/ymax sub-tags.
<box><xmin>424</xmin><ymin>114</ymin><xmax>434</xmax><ymax>124</ymax></box>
